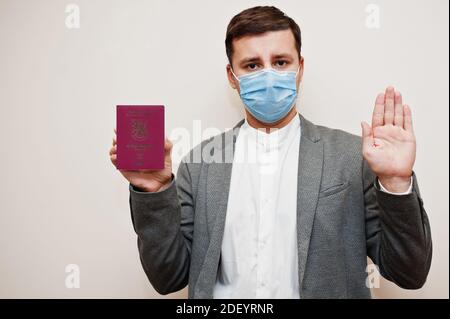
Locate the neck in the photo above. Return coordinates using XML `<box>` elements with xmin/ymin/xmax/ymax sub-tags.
<box><xmin>245</xmin><ymin>107</ymin><xmax>298</xmax><ymax>134</ymax></box>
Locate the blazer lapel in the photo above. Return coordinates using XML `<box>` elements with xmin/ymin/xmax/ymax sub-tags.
<box><xmin>194</xmin><ymin>119</ymin><xmax>244</xmax><ymax>298</ymax></box>
<box><xmin>296</xmin><ymin>114</ymin><xmax>324</xmax><ymax>296</ymax></box>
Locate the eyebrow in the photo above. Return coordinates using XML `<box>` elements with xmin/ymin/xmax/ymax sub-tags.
<box><xmin>239</xmin><ymin>56</ymin><xmax>261</xmax><ymax>65</ymax></box>
<box><xmin>272</xmin><ymin>53</ymin><xmax>294</xmax><ymax>60</ymax></box>
<box><xmin>238</xmin><ymin>53</ymin><xmax>294</xmax><ymax>65</ymax></box>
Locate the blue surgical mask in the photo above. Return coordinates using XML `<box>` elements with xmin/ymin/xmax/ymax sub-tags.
<box><xmin>231</xmin><ymin>66</ymin><xmax>300</xmax><ymax>123</ymax></box>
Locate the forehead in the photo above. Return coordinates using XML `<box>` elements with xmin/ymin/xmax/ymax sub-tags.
<box><xmin>232</xmin><ymin>29</ymin><xmax>297</xmax><ymax>61</ymax></box>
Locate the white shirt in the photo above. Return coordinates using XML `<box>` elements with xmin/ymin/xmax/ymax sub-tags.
<box><xmin>213</xmin><ymin>114</ymin><xmax>301</xmax><ymax>298</ymax></box>
<box><xmin>212</xmin><ymin>114</ymin><xmax>413</xmax><ymax>299</ymax></box>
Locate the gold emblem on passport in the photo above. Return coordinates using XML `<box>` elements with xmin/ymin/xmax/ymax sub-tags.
<box><xmin>130</xmin><ymin>119</ymin><xmax>149</xmax><ymax>142</ymax></box>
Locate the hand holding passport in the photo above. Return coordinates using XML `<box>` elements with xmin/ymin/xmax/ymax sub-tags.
<box><xmin>109</xmin><ymin>105</ymin><xmax>173</xmax><ymax>192</ymax></box>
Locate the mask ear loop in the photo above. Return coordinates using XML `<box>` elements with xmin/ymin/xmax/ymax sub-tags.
<box><xmin>229</xmin><ymin>67</ymin><xmax>241</xmax><ymax>83</ymax></box>
<box><xmin>294</xmin><ymin>65</ymin><xmax>301</xmax><ymax>77</ymax></box>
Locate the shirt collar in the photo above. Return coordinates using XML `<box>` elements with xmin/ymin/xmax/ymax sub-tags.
<box><xmin>241</xmin><ymin>113</ymin><xmax>300</xmax><ymax>149</ymax></box>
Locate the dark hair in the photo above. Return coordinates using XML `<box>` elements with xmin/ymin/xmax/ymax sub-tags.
<box><xmin>225</xmin><ymin>6</ymin><xmax>302</xmax><ymax>66</ymax></box>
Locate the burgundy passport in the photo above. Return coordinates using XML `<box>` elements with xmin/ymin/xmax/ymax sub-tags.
<box><xmin>116</xmin><ymin>105</ymin><xmax>164</xmax><ymax>170</ymax></box>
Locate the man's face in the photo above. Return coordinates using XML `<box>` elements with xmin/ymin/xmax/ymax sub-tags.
<box><xmin>227</xmin><ymin>29</ymin><xmax>304</xmax><ymax>93</ymax></box>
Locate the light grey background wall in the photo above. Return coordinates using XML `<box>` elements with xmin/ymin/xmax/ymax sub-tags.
<box><xmin>0</xmin><ymin>0</ymin><xmax>448</xmax><ymax>298</ymax></box>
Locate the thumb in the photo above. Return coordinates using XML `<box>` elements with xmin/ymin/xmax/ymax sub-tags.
<box><xmin>361</xmin><ymin>121</ymin><xmax>373</xmax><ymax>148</ymax></box>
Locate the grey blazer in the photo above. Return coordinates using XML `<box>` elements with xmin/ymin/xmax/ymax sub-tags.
<box><xmin>128</xmin><ymin>113</ymin><xmax>432</xmax><ymax>299</ymax></box>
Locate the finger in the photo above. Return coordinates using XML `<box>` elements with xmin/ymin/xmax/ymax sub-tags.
<box><xmin>164</xmin><ymin>138</ymin><xmax>173</xmax><ymax>152</ymax></box>
<box><xmin>384</xmin><ymin>86</ymin><xmax>395</xmax><ymax>125</ymax></box>
<box><xmin>403</xmin><ymin>105</ymin><xmax>414</xmax><ymax>133</ymax></box>
<box><xmin>110</xmin><ymin>154</ymin><xmax>117</xmax><ymax>165</ymax></box>
<box><xmin>109</xmin><ymin>145</ymin><xmax>116</xmax><ymax>156</ymax></box>
<box><xmin>394</xmin><ymin>91</ymin><xmax>403</xmax><ymax>127</ymax></box>
<box><xmin>361</xmin><ymin>121</ymin><xmax>374</xmax><ymax>150</ymax></box>
<box><xmin>114</xmin><ymin>128</ymin><xmax>117</xmax><ymax>134</ymax></box>
<box><xmin>372</xmin><ymin>93</ymin><xmax>385</xmax><ymax>128</ymax></box>
<box><xmin>113</xmin><ymin>136</ymin><xmax>116</xmax><ymax>146</ymax></box>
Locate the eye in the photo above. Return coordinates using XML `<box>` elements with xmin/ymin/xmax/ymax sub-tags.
<box><xmin>274</xmin><ymin>60</ymin><xmax>289</xmax><ymax>68</ymax></box>
<box><xmin>246</xmin><ymin>63</ymin><xmax>259</xmax><ymax>71</ymax></box>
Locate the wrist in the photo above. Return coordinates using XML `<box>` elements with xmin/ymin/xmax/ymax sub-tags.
<box><xmin>155</xmin><ymin>178</ymin><xmax>173</xmax><ymax>192</ymax></box>
<box><xmin>378</xmin><ymin>174</ymin><xmax>412</xmax><ymax>193</ymax></box>
<box><xmin>141</xmin><ymin>174</ymin><xmax>173</xmax><ymax>193</ymax></box>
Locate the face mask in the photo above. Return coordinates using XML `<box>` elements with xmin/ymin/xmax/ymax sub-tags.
<box><xmin>231</xmin><ymin>66</ymin><xmax>300</xmax><ymax>124</ymax></box>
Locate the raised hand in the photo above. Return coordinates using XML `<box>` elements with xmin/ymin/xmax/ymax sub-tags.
<box><xmin>361</xmin><ymin>86</ymin><xmax>416</xmax><ymax>193</ymax></box>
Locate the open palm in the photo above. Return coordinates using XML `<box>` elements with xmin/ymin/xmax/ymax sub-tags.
<box><xmin>361</xmin><ymin>87</ymin><xmax>416</xmax><ymax>186</ymax></box>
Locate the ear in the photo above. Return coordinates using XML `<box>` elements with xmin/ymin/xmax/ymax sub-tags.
<box><xmin>226</xmin><ymin>64</ymin><xmax>239</xmax><ymax>90</ymax></box>
<box><xmin>297</xmin><ymin>56</ymin><xmax>305</xmax><ymax>87</ymax></box>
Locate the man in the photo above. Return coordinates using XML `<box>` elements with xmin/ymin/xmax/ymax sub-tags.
<box><xmin>109</xmin><ymin>6</ymin><xmax>432</xmax><ymax>298</ymax></box>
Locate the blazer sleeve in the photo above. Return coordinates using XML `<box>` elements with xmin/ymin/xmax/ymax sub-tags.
<box><xmin>128</xmin><ymin>160</ymin><xmax>194</xmax><ymax>295</ymax></box>
<box><xmin>363</xmin><ymin>158</ymin><xmax>432</xmax><ymax>289</ymax></box>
